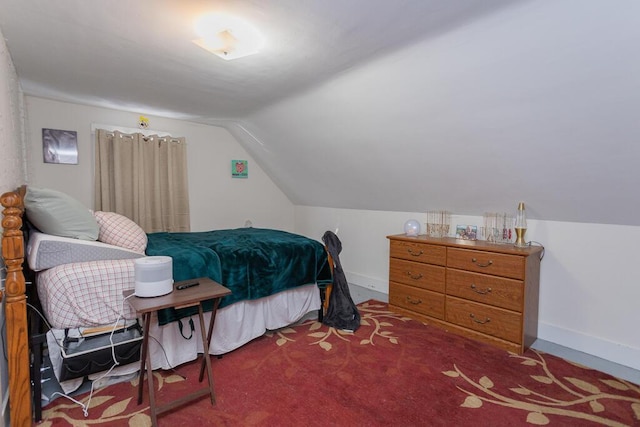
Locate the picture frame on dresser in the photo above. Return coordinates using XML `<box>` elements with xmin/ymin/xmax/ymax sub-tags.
<box><xmin>455</xmin><ymin>225</ymin><xmax>477</xmax><ymax>240</ymax></box>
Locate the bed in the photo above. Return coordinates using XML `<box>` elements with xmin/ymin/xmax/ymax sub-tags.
<box><xmin>0</xmin><ymin>186</ymin><xmax>332</xmax><ymax>424</ymax></box>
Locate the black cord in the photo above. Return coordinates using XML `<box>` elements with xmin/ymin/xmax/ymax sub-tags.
<box><xmin>1</xmin><ymin>315</ymin><xmax>6</xmax><ymax>362</ymax></box>
<box><xmin>177</xmin><ymin>317</ymin><xmax>195</xmax><ymax>340</ymax></box>
<box><xmin>147</xmin><ymin>334</ymin><xmax>187</xmax><ymax>379</ymax></box>
<box><xmin>526</xmin><ymin>240</ymin><xmax>545</xmax><ymax>261</ymax></box>
<box><xmin>27</xmin><ymin>303</ymin><xmax>54</xmax><ymax>338</ymax></box>
<box><xmin>1</xmin><ymin>268</ymin><xmax>6</xmax><ymax>361</ymax></box>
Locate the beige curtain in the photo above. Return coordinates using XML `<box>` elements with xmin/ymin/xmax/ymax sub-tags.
<box><xmin>94</xmin><ymin>129</ymin><xmax>190</xmax><ymax>232</ymax></box>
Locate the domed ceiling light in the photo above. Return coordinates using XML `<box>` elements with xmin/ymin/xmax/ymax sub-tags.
<box><xmin>192</xmin><ymin>13</ymin><xmax>265</xmax><ymax>60</ymax></box>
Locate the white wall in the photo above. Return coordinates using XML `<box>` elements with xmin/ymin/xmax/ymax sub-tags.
<box><xmin>0</xmin><ymin>40</ymin><xmax>26</xmax><ymax>192</ymax></box>
<box><xmin>25</xmin><ymin>97</ymin><xmax>295</xmax><ymax>232</ymax></box>
<box><xmin>294</xmin><ymin>206</ymin><xmax>640</xmax><ymax>371</ymax></box>
<box><xmin>243</xmin><ymin>0</ymin><xmax>640</xmax><ymax>227</ymax></box>
<box><xmin>0</xmin><ymin>27</ymin><xmax>27</xmax><ymax>427</ymax></box>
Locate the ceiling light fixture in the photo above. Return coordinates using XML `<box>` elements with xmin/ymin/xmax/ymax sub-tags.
<box><xmin>193</xmin><ymin>13</ymin><xmax>265</xmax><ymax>61</ymax></box>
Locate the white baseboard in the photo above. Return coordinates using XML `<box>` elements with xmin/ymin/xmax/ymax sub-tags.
<box><xmin>344</xmin><ymin>271</ymin><xmax>387</xmax><ymax>292</ymax></box>
<box><xmin>344</xmin><ymin>272</ymin><xmax>640</xmax><ymax>374</ymax></box>
<box><xmin>538</xmin><ymin>322</ymin><xmax>640</xmax><ymax>372</ymax></box>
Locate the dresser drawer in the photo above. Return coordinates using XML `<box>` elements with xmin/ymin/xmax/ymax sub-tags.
<box><xmin>389</xmin><ymin>282</ymin><xmax>445</xmax><ymax>319</ymax></box>
<box><xmin>447</xmin><ymin>248</ymin><xmax>524</xmax><ymax>280</ymax></box>
<box><xmin>446</xmin><ymin>296</ymin><xmax>522</xmax><ymax>343</ymax></box>
<box><xmin>390</xmin><ymin>258</ymin><xmax>445</xmax><ymax>293</ymax></box>
<box><xmin>390</xmin><ymin>240</ymin><xmax>446</xmax><ymax>265</ymax></box>
<box><xmin>446</xmin><ymin>269</ymin><xmax>523</xmax><ymax>312</ymax></box>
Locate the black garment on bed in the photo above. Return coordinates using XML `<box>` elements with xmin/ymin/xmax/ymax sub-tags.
<box><xmin>322</xmin><ymin>231</ymin><xmax>360</xmax><ymax>331</ymax></box>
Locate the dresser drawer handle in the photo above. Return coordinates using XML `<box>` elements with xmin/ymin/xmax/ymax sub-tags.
<box><xmin>470</xmin><ymin>284</ymin><xmax>492</xmax><ymax>295</ymax></box>
<box><xmin>407</xmin><ymin>272</ymin><xmax>423</xmax><ymax>280</ymax></box>
<box><xmin>406</xmin><ymin>296</ymin><xmax>422</xmax><ymax>305</ymax></box>
<box><xmin>407</xmin><ymin>249</ymin><xmax>424</xmax><ymax>257</ymax></box>
<box><xmin>471</xmin><ymin>258</ymin><xmax>493</xmax><ymax>268</ymax></box>
<box><xmin>470</xmin><ymin>313</ymin><xmax>491</xmax><ymax>324</ymax></box>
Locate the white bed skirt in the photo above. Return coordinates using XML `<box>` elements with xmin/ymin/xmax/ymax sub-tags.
<box><xmin>47</xmin><ymin>284</ymin><xmax>320</xmax><ymax>394</ymax></box>
<box><xmin>147</xmin><ymin>283</ymin><xmax>320</xmax><ymax>368</ymax></box>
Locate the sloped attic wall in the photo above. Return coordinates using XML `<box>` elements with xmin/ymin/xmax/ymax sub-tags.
<box><xmin>224</xmin><ymin>0</ymin><xmax>640</xmax><ymax>372</ymax></box>
<box><xmin>238</xmin><ymin>0</ymin><xmax>640</xmax><ymax>227</ymax></box>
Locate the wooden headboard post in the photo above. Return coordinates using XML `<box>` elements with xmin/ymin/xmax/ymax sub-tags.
<box><xmin>1</xmin><ymin>188</ymin><xmax>32</xmax><ymax>426</ymax></box>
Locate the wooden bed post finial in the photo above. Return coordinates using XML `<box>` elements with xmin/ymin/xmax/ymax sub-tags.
<box><xmin>1</xmin><ymin>189</ymin><xmax>33</xmax><ymax>426</ymax></box>
<box><xmin>2</xmin><ymin>191</ymin><xmax>25</xmax><ymax>298</ymax></box>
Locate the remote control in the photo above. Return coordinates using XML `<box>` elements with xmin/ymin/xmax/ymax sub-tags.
<box><xmin>177</xmin><ymin>281</ymin><xmax>199</xmax><ymax>290</ymax></box>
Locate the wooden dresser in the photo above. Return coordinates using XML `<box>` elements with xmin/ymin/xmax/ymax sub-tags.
<box><xmin>387</xmin><ymin>234</ymin><xmax>543</xmax><ymax>354</ymax></box>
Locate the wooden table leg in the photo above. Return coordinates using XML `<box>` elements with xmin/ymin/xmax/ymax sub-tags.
<box><xmin>199</xmin><ymin>298</ymin><xmax>221</xmax><ymax>382</ymax></box>
<box><xmin>138</xmin><ymin>312</ymin><xmax>151</xmax><ymax>405</ymax></box>
<box><xmin>138</xmin><ymin>312</ymin><xmax>158</xmax><ymax>425</ymax></box>
<box><xmin>146</xmin><ymin>338</ymin><xmax>158</xmax><ymax>426</ymax></box>
<box><xmin>197</xmin><ymin>302</ymin><xmax>216</xmax><ymax>405</ymax></box>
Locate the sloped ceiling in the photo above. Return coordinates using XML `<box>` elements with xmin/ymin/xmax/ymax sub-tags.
<box><xmin>1</xmin><ymin>0</ymin><xmax>639</xmax><ymax>225</ymax></box>
<box><xmin>238</xmin><ymin>0</ymin><xmax>640</xmax><ymax>226</ymax></box>
<box><xmin>0</xmin><ymin>0</ymin><xmax>520</xmax><ymax>118</ymax></box>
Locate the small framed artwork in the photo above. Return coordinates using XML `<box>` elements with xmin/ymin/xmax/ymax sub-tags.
<box><xmin>456</xmin><ymin>225</ymin><xmax>478</xmax><ymax>240</ymax></box>
<box><xmin>42</xmin><ymin>128</ymin><xmax>78</xmax><ymax>164</ymax></box>
<box><xmin>231</xmin><ymin>160</ymin><xmax>248</xmax><ymax>178</ymax></box>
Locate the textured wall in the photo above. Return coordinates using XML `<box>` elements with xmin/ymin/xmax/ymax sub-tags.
<box><xmin>0</xmin><ymin>26</ymin><xmax>26</xmax><ymax>427</ymax></box>
<box><xmin>0</xmin><ymin>30</ymin><xmax>26</xmax><ymax>191</ymax></box>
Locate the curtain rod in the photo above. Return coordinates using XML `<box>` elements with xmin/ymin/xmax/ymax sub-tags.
<box><xmin>102</xmin><ymin>131</ymin><xmax>184</xmax><ymax>144</ymax></box>
<box><xmin>90</xmin><ymin>123</ymin><xmax>172</xmax><ymax>137</ymax></box>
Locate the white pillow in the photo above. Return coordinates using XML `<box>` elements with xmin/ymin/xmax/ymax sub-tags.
<box><xmin>93</xmin><ymin>211</ymin><xmax>147</xmax><ymax>254</ymax></box>
<box><xmin>24</xmin><ymin>187</ymin><xmax>99</xmax><ymax>241</ymax></box>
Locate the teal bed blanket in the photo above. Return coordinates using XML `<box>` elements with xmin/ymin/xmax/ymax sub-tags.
<box><xmin>145</xmin><ymin>228</ymin><xmax>332</xmax><ymax>325</ymax></box>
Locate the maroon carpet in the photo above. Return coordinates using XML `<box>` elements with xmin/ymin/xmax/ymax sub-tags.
<box><xmin>40</xmin><ymin>301</ymin><xmax>640</xmax><ymax>426</ymax></box>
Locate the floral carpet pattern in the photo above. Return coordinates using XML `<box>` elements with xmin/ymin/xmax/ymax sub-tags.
<box><xmin>40</xmin><ymin>301</ymin><xmax>639</xmax><ymax>426</ymax></box>
<box><xmin>443</xmin><ymin>351</ymin><xmax>640</xmax><ymax>426</ymax></box>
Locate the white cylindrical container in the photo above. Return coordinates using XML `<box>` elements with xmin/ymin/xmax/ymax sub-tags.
<box><xmin>134</xmin><ymin>256</ymin><xmax>173</xmax><ymax>297</ymax></box>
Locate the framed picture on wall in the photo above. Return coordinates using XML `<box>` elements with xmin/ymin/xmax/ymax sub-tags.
<box><xmin>42</xmin><ymin>128</ymin><xmax>78</xmax><ymax>164</ymax></box>
<box><xmin>232</xmin><ymin>160</ymin><xmax>248</xmax><ymax>178</ymax></box>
